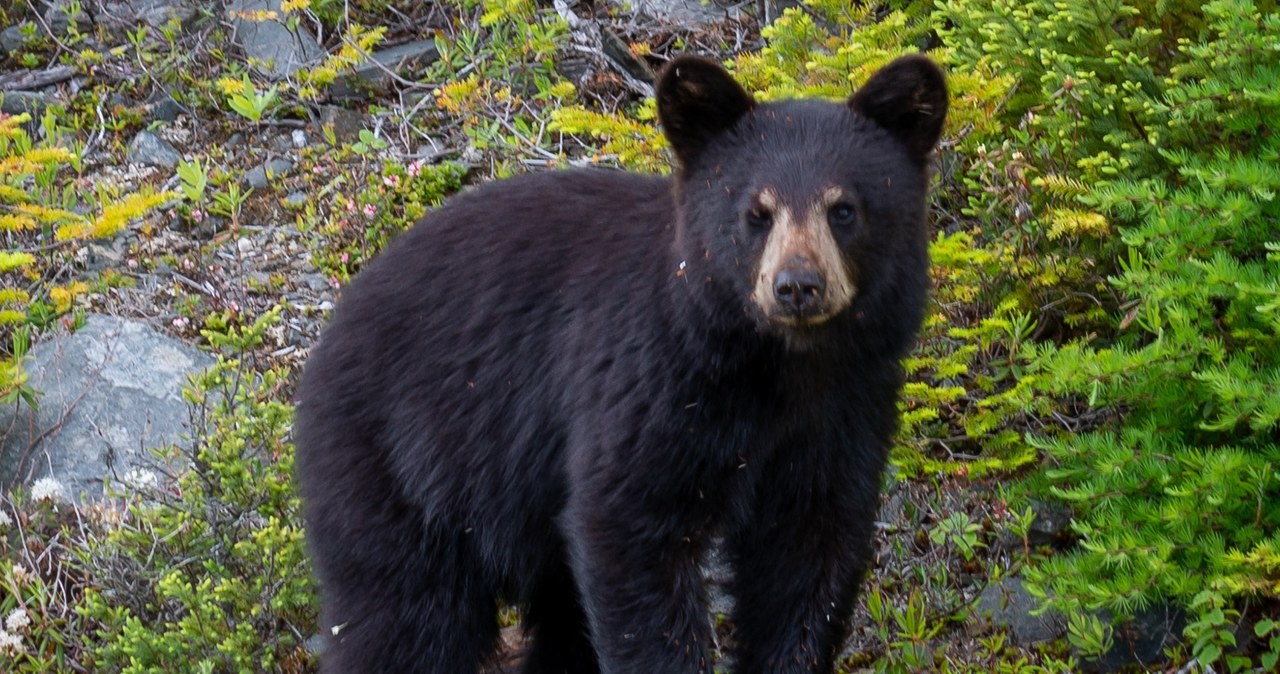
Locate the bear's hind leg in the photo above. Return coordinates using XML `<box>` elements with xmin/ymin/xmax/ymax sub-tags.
<box><xmin>303</xmin><ymin>432</ymin><xmax>500</xmax><ymax>673</ymax></box>
<box><xmin>315</xmin><ymin>519</ymin><xmax>502</xmax><ymax>673</ymax></box>
<box><xmin>520</xmin><ymin>567</ymin><xmax>600</xmax><ymax>674</ymax></box>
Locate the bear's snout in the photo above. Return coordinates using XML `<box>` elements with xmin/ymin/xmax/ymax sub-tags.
<box><xmin>750</xmin><ymin>188</ymin><xmax>856</xmax><ymax>328</ymax></box>
<box><xmin>773</xmin><ymin>259</ymin><xmax>826</xmax><ymax>317</ymax></box>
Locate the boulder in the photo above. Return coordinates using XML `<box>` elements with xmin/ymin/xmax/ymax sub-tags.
<box><xmin>228</xmin><ymin>0</ymin><xmax>323</xmax><ymax>79</ymax></box>
<box><xmin>0</xmin><ymin>316</ymin><xmax>214</xmax><ymax>500</ymax></box>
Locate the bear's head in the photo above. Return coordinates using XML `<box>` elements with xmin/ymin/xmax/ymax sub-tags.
<box><xmin>657</xmin><ymin>55</ymin><xmax>946</xmax><ymax>349</ymax></box>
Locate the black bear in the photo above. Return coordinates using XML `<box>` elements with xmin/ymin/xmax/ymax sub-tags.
<box><xmin>295</xmin><ymin>53</ymin><xmax>946</xmax><ymax>674</ymax></box>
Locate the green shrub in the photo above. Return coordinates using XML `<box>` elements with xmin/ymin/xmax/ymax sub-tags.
<box><xmin>76</xmin><ymin>309</ymin><xmax>316</xmax><ymax>674</ymax></box>
<box><xmin>938</xmin><ymin>0</ymin><xmax>1280</xmax><ymax>668</ymax></box>
<box><xmin>307</xmin><ymin>157</ymin><xmax>467</xmax><ymax>281</ymax></box>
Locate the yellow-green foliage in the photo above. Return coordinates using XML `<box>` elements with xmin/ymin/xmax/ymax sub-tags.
<box><xmin>422</xmin><ymin>0</ymin><xmax>568</xmax><ymax>175</ymax></box>
<box><xmin>0</xmin><ymin>111</ymin><xmax>175</xmax><ymax>403</ymax></box>
<box><xmin>549</xmin><ymin>99</ymin><xmax>666</xmax><ymax>172</ymax></box>
<box><xmin>296</xmin><ymin>23</ymin><xmax>387</xmax><ymax>100</ymax></box>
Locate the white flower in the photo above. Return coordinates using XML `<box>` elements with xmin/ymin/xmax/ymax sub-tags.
<box><xmin>123</xmin><ymin>469</ymin><xmax>158</xmax><ymax>490</ymax></box>
<box><xmin>4</xmin><ymin>608</ymin><xmax>29</xmax><ymax>633</ymax></box>
<box><xmin>0</xmin><ymin>629</ymin><xmax>21</xmax><ymax>655</ymax></box>
<box><xmin>29</xmin><ymin>477</ymin><xmax>64</xmax><ymax>503</ymax></box>
<box><xmin>0</xmin><ymin>509</ymin><xmax>11</xmax><ymax>528</ymax></box>
<box><xmin>9</xmin><ymin>564</ymin><xmax>31</xmax><ymax>586</ymax></box>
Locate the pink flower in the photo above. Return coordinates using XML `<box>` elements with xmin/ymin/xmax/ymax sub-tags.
<box><xmin>329</xmin><ymin>276</ymin><xmax>341</xmax><ymax>289</ymax></box>
<box><xmin>191</xmin><ymin>209</ymin><xmax>204</xmax><ymax>222</ymax></box>
<box><xmin>407</xmin><ymin>160</ymin><xmax>423</xmax><ymax>177</ymax></box>
<box><xmin>363</xmin><ymin>204</ymin><xmax>377</xmax><ymax>217</ymax></box>
<box><xmin>340</xmin><ymin>252</ymin><xmax>349</xmax><ymax>264</ymax></box>
<box><xmin>345</xmin><ymin>201</ymin><xmax>356</xmax><ymax>213</ymax></box>
<box><xmin>383</xmin><ymin>174</ymin><xmax>400</xmax><ymax>188</ymax></box>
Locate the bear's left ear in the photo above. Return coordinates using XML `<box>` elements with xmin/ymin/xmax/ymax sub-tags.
<box><xmin>657</xmin><ymin>56</ymin><xmax>756</xmax><ymax>168</ymax></box>
<box><xmin>849</xmin><ymin>55</ymin><xmax>948</xmax><ymax>160</ymax></box>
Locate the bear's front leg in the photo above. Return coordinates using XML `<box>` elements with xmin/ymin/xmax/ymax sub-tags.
<box><xmin>727</xmin><ymin>444</ymin><xmax>884</xmax><ymax>674</ymax></box>
<box><xmin>563</xmin><ymin>460</ymin><xmax>717</xmax><ymax>674</ymax></box>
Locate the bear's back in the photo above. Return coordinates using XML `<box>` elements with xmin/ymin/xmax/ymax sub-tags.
<box><xmin>301</xmin><ymin>168</ymin><xmax>674</xmax><ymax>415</ymax></box>
<box><xmin>295</xmin><ymin>169</ymin><xmax>678</xmax><ymax>580</ymax></box>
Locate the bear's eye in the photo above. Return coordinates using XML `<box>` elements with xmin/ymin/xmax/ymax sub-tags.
<box><xmin>827</xmin><ymin>203</ymin><xmax>858</xmax><ymax>229</ymax></box>
<box><xmin>745</xmin><ymin>207</ymin><xmax>772</xmax><ymax>230</ymax></box>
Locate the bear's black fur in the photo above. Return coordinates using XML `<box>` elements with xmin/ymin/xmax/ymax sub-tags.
<box><xmin>295</xmin><ymin>54</ymin><xmax>947</xmax><ymax>674</ymax></box>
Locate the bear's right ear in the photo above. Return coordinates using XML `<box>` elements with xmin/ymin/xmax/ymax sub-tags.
<box><xmin>849</xmin><ymin>55</ymin><xmax>948</xmax><ymax>160</ymax></box>
<box><xmin>657</xmin><ymin>56</ymin><xmax>756</xmax><ymax>168</ymax></box>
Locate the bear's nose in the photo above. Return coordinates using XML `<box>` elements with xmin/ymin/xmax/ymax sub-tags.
<box><xmin>774</xmin><ymin>266</ymin><xmax>825</xmax><ymax>315</ymax></box>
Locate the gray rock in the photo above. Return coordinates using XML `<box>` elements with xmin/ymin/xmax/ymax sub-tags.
<box><xmin>146</xmin><ymin>91</ymin><xmax>185</xmax><ymax>122</ymax></box>
<box><xmin>318</xmin><ymin>105</ymin><xmax>367</xmax><ymax>143</ymax></box>
<box><xmin>127</xmin><ymin>130</ymin><xmax>182</xmax><ymax>167</ymax></box>
<box><xmin>1077</xmin><ymin>604</ymin><xmax>1186</xmax><ymax>673</ymax></box>
<box><xmin>0</xmin><ymin>91</ymin><xmax>50</xmax><ymax>117</ymax></box>
<box><xmin>0</xmin><ymin>23</ymin><xmax>33</xmax><ymax>54</ymax></box>
<box><xmin>42</xmin><ymin>2</ymin><xmax>92</xmax><ymax>35</ymax></box>
<box><xmin>0</xmin><ymin>315</ymin><xmax>215</xmax><ymax>499</ymax></box>
<box><xmin>246</xmin><ymin>158</ymin><xmax>294</xmax><ymax>189</ymax></box>
<box><xmin>301</xmin><ymin>273</ymin><xmax>330</xmax><ymax>292</ymax></box>
<box><xmin>618</xmin><ymin>0</ymin><xmax>739</xmax><ymax>26</ymax></box>
<box><xmin>84</xmin><ymin>240</ymin><xmax>127</xmax><ymax>273</ymax></box>
<box><xmin>284</xmin><ymin>191</ymin><xmax>308</xmax><ymax>207</ymax></box>
<box><xmin>291</xmin><ymin>129</ymin><xmax>308</xmax><ymax>148</ymax></box>
<box><xmin>703</xmin><ymin>540</ymin><xmax>735</xmax><ymax>618</ymax></box>
<box><xmin>99</xmin><ymin>0</ymin><xmax>199</xmax><ymax>29</ymax></box>
<box><xmin>228</xmin><ymin>0</ymin><xmax>323</xmax><ymax>79</ymax></box>
<box><xmin>977</xmin><ymin>577</ymin><xmax>1066</xmax><ymax>645</ymax></box>
<box><xmin>330</xmin><ymin>39</ymin><xmax>439</xmax><ymax>100</ymax></box>
<box><xmin>1027</xmin><ymin>500</ymin><xmax>1074</xmax><ymax>548</ymax></box>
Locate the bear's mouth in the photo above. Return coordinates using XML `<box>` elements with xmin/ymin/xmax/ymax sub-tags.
<box><xmin>763</xmin><ymin>302</ymin><xmax>847</xmax><ymax>328</ymax></box>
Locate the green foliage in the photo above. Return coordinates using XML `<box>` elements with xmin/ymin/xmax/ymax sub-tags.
<box><xmin>548</xmin><ymin>100</ymin><xmax>666</xmax><ymax>173</ymax></box>
<box><xmin>1064</xmin><ymin>611</ymin><xmax>1113</xmax><ymax>661</ymax></box>
<box><xmin>224</xmin><ymin>73</ymin><xmax>279</xmax><ymax>123</ymax></box>
<box><xmin>929</xmin><ymin>512</ymin><xmax>986</xmax><ymax>561</ymax></box>
<box><xmin>425</xmin><ymin>0</ymin><xmax>569</xmax><ymax>175</ymax></box>
<box><xmin>938</xmin><ymin>0</ymin><xmax>1280</xmax><ymax>668</ymax></box>
<box><xmin>866</xmin><ymin>588</ymin><xmax>939</xmax><ymax>671</ymax></box>
<box><xmin>308</xmin><ymin>157</ymin><xmax>467</xmax><ymax>280</ymax></box>
<box><xmin>176</xmin><ymin>158</ymin><xmax>209</xmax><ymax>204</ymax></box>
<box><xmin>76</xmin><ymin>308</ymin><xmax>316</xmax><ymax>673</ymax></box>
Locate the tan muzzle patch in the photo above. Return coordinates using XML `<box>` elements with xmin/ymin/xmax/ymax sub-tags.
<box><xmin>750</xmin><ymin>188</ymin><xmax>856</xmax><ymax>326</ymax></box>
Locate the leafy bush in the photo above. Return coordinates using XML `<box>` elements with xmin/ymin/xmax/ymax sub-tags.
<box><xmin>76</xmin><ymin>309</ymin><xmax>315</xmax><ymax>674</ymax></box>
<box><xmin>306</xmin><ymin>155</ymin><xmax>467</xmax><ymax>281</ymax></box>
<box><xmin>937</xmin><ymin>0</ymin><xmax>1280</xmax><ymax>668</ymax></box>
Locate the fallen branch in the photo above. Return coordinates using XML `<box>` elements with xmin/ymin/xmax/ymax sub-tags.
<box><xmin>0</xmin><ymin>65</ymin><xmax>77</xmax><ymax>92</ymax></box>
